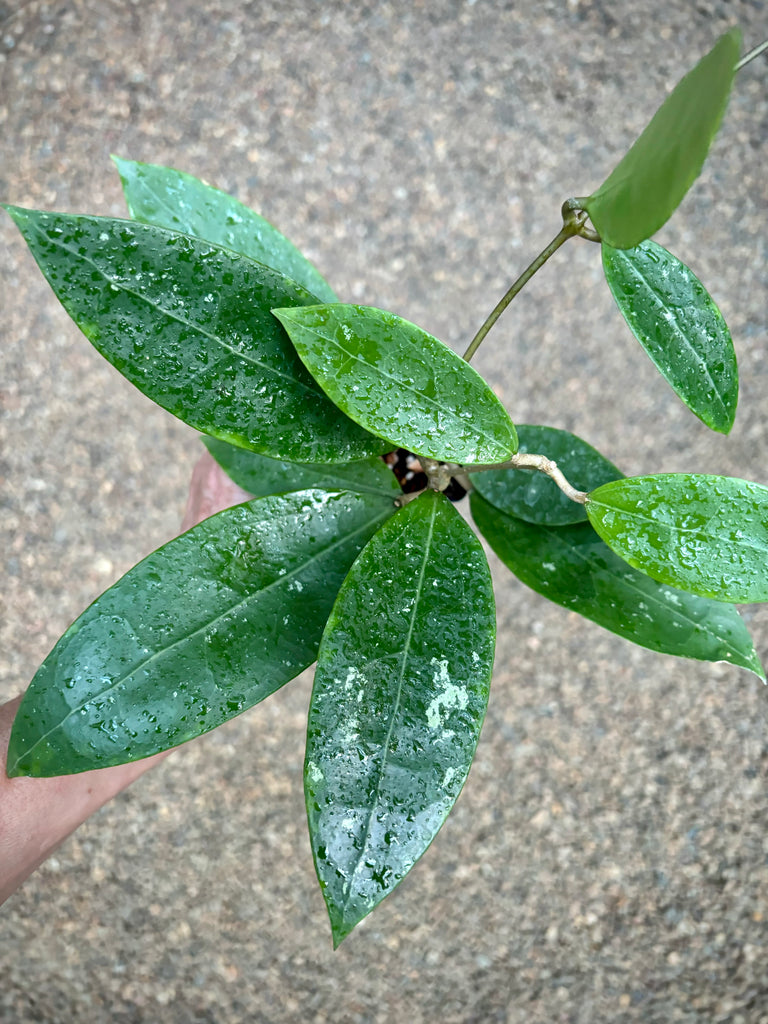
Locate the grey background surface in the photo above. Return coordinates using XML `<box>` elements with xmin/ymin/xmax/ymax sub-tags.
<box><xmin>1</xmin><ymin>1</ymin><xmax>767</xmax><ymax>1021</ymax></box>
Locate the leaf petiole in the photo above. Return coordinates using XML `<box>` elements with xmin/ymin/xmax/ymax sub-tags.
<box><xmin>463</xmin><ymin>452</ymin><xmax>589</xmax><ymax>505</ymax></box>
<box><xmin>463</xmin><ymin>209</ymin><xmax>595</xmax><ymax>363</ymax></box>
<box><xmin>735</xmin><ymin>38</ymin><xmax>768</xmax><ymax>72</ymax></box>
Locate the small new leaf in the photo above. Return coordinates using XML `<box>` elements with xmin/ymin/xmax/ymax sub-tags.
<box><xmin>584</xmin><ymin>28</ymin><xmax>741</xmax><ymax>248</ymax></box>
<box><xmin>273</xmin><ymin>303</ymin><xmax>518</xmax><ymax>464</ymax></box>
<box><xmin>602</xmin><ymin>240</ymin><xmax>737</xmax><ymax>433</ymax></box>
<box><xmin>586</xmin><ymin>474</ymin><xmax>768</xmax><ymax>603</ymax></box>
<box><xmin>112</xmin><ymin>156</ymin><xmax>338</xmax><ymax>302</ymax></box>
<box><xmin>305</xmin><ymin>490</ymin><xmax>495</xmax><ymax>946</ymax></box>
<box><xmin>7</xmin><ymin>490</ymin><xmax>396</xmax><ymax>777</ymax></box>
<box><xmin>472</xmin><ymin>424</ymin><xmax>622</xmax><ymax>526</ymax></box>
<box><xmin>471</xmin><ymin>493</ymin><xmax>764</xmax><ymax>679</ymax></box>
<box><xmin>4</xmin><ymin>207</ymin><xmax>387</xmax><ymax>463</ymax></box>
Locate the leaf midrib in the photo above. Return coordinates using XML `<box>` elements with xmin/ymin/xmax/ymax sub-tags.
<box><xmin>293</xmin><ymin>314</ymin><xmax>513</xmax><ymax>455</ymax></box>
<box><xmin>543</xmin><ymin>523</ymin><xmax>757</xmax><ymax>665</ymax></box>
<box><xmin>10</xmin><ymin>502</ymin><xmax>393</xmax><ymax>773</ymax></box>
<box><xmin>339</xmin><ymin>498</ymin><xmax>438</xmax><ymax>924</ymax></box>
<box><xmin>613</xmin><ymin>251</ymin><xmax>731</xmax><ymax>421</ymax></box>
<box><xmin>33</xmin><ymin>219</ymin><xmax>324</xmax><ymax>400</ymax></box>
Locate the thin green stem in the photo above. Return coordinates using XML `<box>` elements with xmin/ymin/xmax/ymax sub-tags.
<box><xmin>463</xmin><ymin>219</ymin><xmax>580</xmax><ymax>363</ymax></box>
<box><xmin>736</xmin><ymin>38</ymin><xmax>768</xmax><ymax>72</ymax></box>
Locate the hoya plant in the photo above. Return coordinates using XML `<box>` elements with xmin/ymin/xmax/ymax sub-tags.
<box><xmin>4</xmin><ymin>29</ymin><xmax>767</xmax><ymax>946</ymax></box>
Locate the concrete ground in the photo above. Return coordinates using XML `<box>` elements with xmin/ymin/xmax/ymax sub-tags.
<box><xmin>1</xmin><ymin>1</ymin><xmax>767</xmax><ymax>1020</ymax></box>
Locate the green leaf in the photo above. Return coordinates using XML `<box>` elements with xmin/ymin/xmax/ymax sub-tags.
<box><xmin>584</xmin><ymin>29</ymin><xmax>741</xmax><ymax>248</ymax></box>
<box><xmin>203</xmin><ymin>437</ymin><xmax>401</xmax><ymax>499</ymax></box>
<box><xmin>305</xmin><ymin>490</ymin><xmax>495</xmax><ymax>946</ymax></box>
<box><xmin>7</xmin><ymin>490</ymin><xmax>396</xmax><ymax>777</ymax></box>
<box><xmin>471</xmin><ymin>493</ymin><xmax>764</xmax><ymax>679</ymax></box>
<box><xmin>602</xmin><ymin>241</ymin><xmax>737</xmax><ymax>433</ymax></box>
<box><xmin>273</xmin><ymin>304</ymin><xmax>518</xmax><ymax>464</ymax></box>
<box><xmin>587</xmin><ymin>474</ymin><xmax>768</xmax><ymax>603</ymax></box>
<box><xmin>112</xmin><ymin>156</ymin><xmax>337</xmax><ymax>302</ymax></box>
<box><xmin>472</xmin><ymin>424</ymin><xmax>622</xmax><ymax>525</ymax></box>
<box><xmin>4</xmin><ymin>206</ymin><xmax>388</xmax><ymax>464</ymax></box>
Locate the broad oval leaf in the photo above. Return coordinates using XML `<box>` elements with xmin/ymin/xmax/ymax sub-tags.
<box><xmin>4</xmin><ymin>206</ymin><xmax>388</xmax><ymax>464</ymax></box>
<box><xmin>203</xmin><ymin>437</ymin><xmax>401</xmax><ymax>500</ymax></box>
<box><xmin>471</xmin><ymin>492</ymin><xmax>764</xmax><ymax>679</ymax></box>
<box><xmin>112</xmin><ymin>156</ymin><xmax>337</xmax><ymax>302</ymax></box>
<box><xmin>603</xmin><ymin>240</ymin><xmax>737</xmax><ymax>433</ymax></box>
<box><xmin>587</xmin><ymin>474</ymin><xmax>768</xmax><ymax>603</ymax></box>
<box><xmin>472</xmin><ymin>424</ymin><xmax>622</xmax><ymax>525</ymax></box>
<box><xmin>273</xmin><ymin>303</ymin><xmax>518</xmax><ymax>464</ymax></box>
<box><xmin>584</xmin><ymin>29</ymin><xmax>740</xmax><ymax>248</ymax></box>
<box><xmin>305</xmin><ymin>489</ymin><xmax>495</xmax><ymax>946</ymax></box>
<box><xmin>7</xmin><ymin>490</ymin><xmax>396</xmax><ymax>777</ymax></box>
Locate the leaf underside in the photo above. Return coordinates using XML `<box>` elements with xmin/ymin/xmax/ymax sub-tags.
<box><xmin>8</xmin><ymin>490</ymin><xmax>396</xmax><ymax>777</ymax></box>
<box><xmin>602</xmin><ymin>240</ymin><xmax>737</xmax><ymax>433</ymax></box>
<box><xmin>274</xmin><ymin>303</ymin><xmax>518</xmax><ymax>464</ymax></box>
<box><xmin>471</xmin><ymin>493</ymin><xmax>764</xmax><ymax>679</ymax></box>
<box><xmin>305</xmin><ymin>490</ymin><xmax>495</xmax><ymax>946</ymax></box>
<box><xmin>4</xmin><ymin>206</ymin><xmax>387</xmax><ymax>464</ymax></box>
<box><xmin>587</xmin><ymin>474</ymin><xmax>768</xmax><ymax>604</ymax></box>
<box><xmin>585</xmin><ymin>28</ymin><xmax>740</xmax><ymax>248</ymax></box>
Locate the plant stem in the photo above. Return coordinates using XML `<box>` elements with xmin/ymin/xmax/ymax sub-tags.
<box><xmin>463</xmin><ymin>452</ymin><xmax>589</xmax><ymax>505</ymax></box>
<box><xmin>736</xmin><ymin>38</ymin><xmax>768</xmax><ymax>72</ymax></box>
<box><xmin>463</xmin><ymin>219</ymin><xmax>581</xmax><ymax>363</ymax></box>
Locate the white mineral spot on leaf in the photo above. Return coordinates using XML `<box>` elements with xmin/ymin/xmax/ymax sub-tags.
<box><xmin>306</xmin><ymin>760</ymin><xmax>323</xmax><ymax>783</ymax></box>
<box><xmin>341</xmin><ymin>666</ymin><xmax>364</xmax><ymax>692</ymax></box>
<box><xmin>426</xmin><ymin>658</ymin><xmax>469</xmax><ymax>729</ymax></box>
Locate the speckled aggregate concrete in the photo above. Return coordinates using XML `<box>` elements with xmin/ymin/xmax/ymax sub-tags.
<box><xmin>1</xmin><ymin>1</ymin><xmax>767</xmax><ymax>1021</ymax></box>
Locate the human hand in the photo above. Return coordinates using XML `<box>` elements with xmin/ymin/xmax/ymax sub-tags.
<box><xmin>0</xmin><ymin>450</ymin><xmax>250</xmax><ymax>903</ymax></box>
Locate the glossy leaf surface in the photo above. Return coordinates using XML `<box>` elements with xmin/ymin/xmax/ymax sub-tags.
<box><xmin>112</xmin><ymin>156</ymin><xmax>337</xmax><ymax>302</ymax></box>
<box><xmin>472</xmin><ymin>424</ymin><xmax>622</xmax><ymax>525</ymax></box>
<box><xmin>203</xmin><ymin>437</ymin><xmax>401</xmax><ymax>499</ymax></box>
<box><xmin>4</xmin><ymin>207</ymin><xmax>387</xmax><ymax>464</ymax></box>
<box><xmin>305</xmin><ymin>490</ymin><xmax>495</xmax><ymax>945</ymax></box>
<box><xmin>273</xmin><ymin>304</ymin><xmax>518</xmax><ymax>464</ymax></box>
<box><xmin>603</xmin><ymin>241</ymin><xmax>737</xmax><ymax>433</ymax></box>
<box><xmin>584</xmin><ymin>29</ymin><xmax>740</xmax><ymax>248</ymax></box>
<box><xmin>8</xmin><ymin>490</ymin><xmax>396</xmax><ymax>777</ymax></box>
<box><xmin>587</xmin><ymin>474</ymin><xmax>768</xmax><ymax>603</ymax></box>
<box><xmin>471</xmin><ymin>493</ymin><xmax>764</xmax><ymax>678</ymax></box>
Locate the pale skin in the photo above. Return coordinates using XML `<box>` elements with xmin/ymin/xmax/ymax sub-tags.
<box><xmin>0</xmin><ymin>452</ymin><xmax>251</xmax><ymax>905</ymax></box>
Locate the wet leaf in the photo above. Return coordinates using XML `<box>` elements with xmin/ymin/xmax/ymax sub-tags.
<box><xmin>7</xmin><ymin>490</ymin><xmax>396</xmax><ymax>777</ymax></box>
<box><xmin>584</xmin><ymin>29</ymin><xmax>740</xmax><ymax>248</ymax></box>
<box><xmin>4</xmin><ymin>206</ymin><xmax>388</xmax><ymax>464</ymax></box>
<box><xmin>203</xmin><ymin>437</ymin><xmax>401</xmax><ymax>499</ymax></box>
<box><xmin>471</xmin><ymin>493</ymin><xmax>764</xmax><ymax>679</ymax></box>
<box><xmin>273</xmin><ymin>304</ymin><xmax>518</xmax><ymax>464</ymax></box>
<box><xmin>112</xmin><ymin>156</ymin><xmax>337</xmax><ymax>302</ymax></box>
<box><xmin>472</xmin><ymin>424</ymin><xmax>622</xmax><ymax>525</ymax></box>
<box><xmin>587</xmin><ymin>474</ymin><xmax>768</xmax><ymax>603</ymax></box>
<box><xmin>603</xmin><ymin>241</ymin><xmax>737</xmax><ymax>433</ymax></box>
<box><xmin>305</xmin><ymin>490</ymin><xmax>495</xmax><ymax>946</ymax></box>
